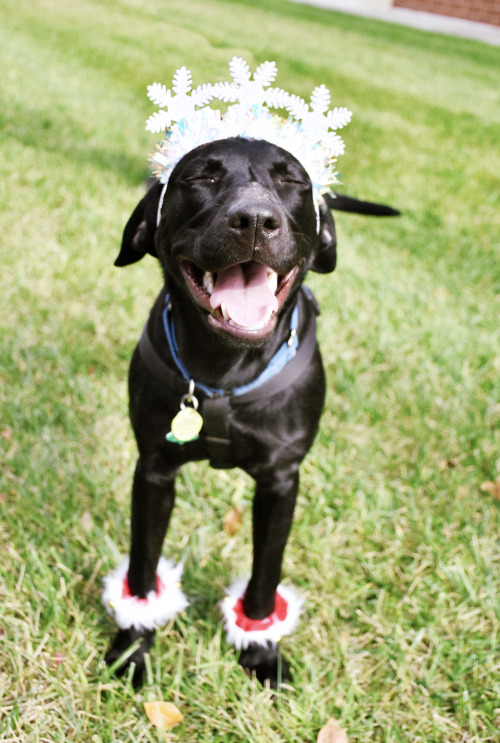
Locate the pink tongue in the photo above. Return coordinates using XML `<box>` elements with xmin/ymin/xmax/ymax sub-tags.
<box><xmin>210</xmin><ymin>262</ymin><xmax>278</xmax><ymax>328</ymax></box>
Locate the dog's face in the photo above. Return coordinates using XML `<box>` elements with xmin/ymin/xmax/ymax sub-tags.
<box><xmin>116</xmin><ymin>137</ymin><xmax>338</xmax><ymax>344</ymax></box>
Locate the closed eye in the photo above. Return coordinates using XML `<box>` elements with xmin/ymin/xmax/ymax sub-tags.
<box><xmin>185</xmin><ymin>175</ymin><xmax>218</xmax><ymax>184</ymax></box>
<box><xmin>181</xmin><ymin>156</ymin><xmax>226</xmax><ymax>185</ymax></box>
<box><xmin>278</xmin><ymin>177</ymin><xmax>308</xmax><ymax>186</ymax></box>
<box><xmin>271</xmin><ymin>162</ymin><xmax>310</xmax><ymax>188</ymax></box>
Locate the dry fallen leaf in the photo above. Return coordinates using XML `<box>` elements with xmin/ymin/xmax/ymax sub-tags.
<box><xmin>480</xmin><ymin>480</ymin><xmax>500</xmax><ymax>500</ymax></box>
<box><xmin>317</xmin><ymin>718</ymin><xmax>349</xmax><ymax>743</ymax></box>
<box><xmin>223</xmin><ymin>507</ymin><xmax>243</xmax><ymax>535</ymax></box>
<box><xmin>144</xmin><ymin>701</ymin><xmax>184</xmax><ymax>730</ymax></box>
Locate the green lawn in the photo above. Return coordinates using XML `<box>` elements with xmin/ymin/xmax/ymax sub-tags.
<box><xmin>1</xmin><ymin>0</ymin><xmax>499</xmax><ymax>740</ymax></box>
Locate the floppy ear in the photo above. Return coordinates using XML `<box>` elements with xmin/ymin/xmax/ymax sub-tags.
<box><xmin>324</xmin><ymin>192</ymin><xmax>400</xmax><ymax>217</ymax></box>
<box><xmin>309</xmin><ymin>198</ymin><xmax>338</xmax><ymax>274</ymax></box>
<box><xmin>114</xmin><ymin>181</ymin><xmax>163</xmax><ymax>267</ymax></box>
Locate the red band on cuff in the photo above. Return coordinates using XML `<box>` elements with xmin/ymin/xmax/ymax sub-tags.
<box><xmin>121</xmin><ymin>574</ymin><xmax>165</xmax><ymax>603</ymax></box>
<box><xmin>233</xmin><ymin>591</ymin><xmax>288</xmax><ymax>632</ymax></box>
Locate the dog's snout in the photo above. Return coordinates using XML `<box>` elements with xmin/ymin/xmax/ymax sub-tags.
<box><xmin>227</xmin><ymin>201</ymin><xmax>283</xmax><ymax>242</ymax></box>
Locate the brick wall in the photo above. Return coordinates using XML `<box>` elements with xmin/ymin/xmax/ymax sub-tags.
<box><xmin>393</xmin><ymin>0</ymin><xmax>500</xmax><ymax>26</ymax></box>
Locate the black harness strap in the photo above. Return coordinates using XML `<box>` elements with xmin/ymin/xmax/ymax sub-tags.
<box><xmin>202</xmin><ymin>396</ymin><xmax>233</xmax><ymax>468</ymax></box>
<box><xmin>138</xmin><ymin>287</ymin><xmax>320</xmax><ymax>469</ymax></box>
<box><xmin>139</xmin><ymin>326</ymin><xmax>190</xmax><ymax>397</ymax></box>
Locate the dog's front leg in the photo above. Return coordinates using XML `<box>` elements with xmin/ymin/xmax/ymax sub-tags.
<box><xmin>128</xmin><ymin>455</ymin><xmax>178</xmax><ymax>596</ymax></box>
<box><xmin>223</xmin><ymin>467</ymin><xmax>301</xmax><ymax>687</ymax></box>
<box><xmin>104</xmin><ymin>454</ymin><xmax>186</xmax><ymax>688</ymax></box>
<box><xmin>245</xmin><ymin>469</ymin><xmax>299</xmax><ymax>616</ymax></box>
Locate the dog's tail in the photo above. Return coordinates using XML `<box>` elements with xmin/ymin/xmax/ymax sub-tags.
<box><xmin>325</xmin><ymin>192</ymin><xmax>400</xmax><ymax>216</ymax></box>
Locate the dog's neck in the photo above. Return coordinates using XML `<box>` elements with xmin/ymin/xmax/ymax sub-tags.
<box><xmin>150</xmin><ymin>285</ymin><xmax>300</xmax><ymax>392</ymax></box>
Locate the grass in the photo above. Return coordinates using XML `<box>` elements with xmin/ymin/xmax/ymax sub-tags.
<box><xmin>1</xmin><ymin>0</ymin><xmax>499</xmax><ymax>740</ymax></box>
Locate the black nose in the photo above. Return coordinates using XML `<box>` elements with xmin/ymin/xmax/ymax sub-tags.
<box><xmin>227</xmin><ymin>200</ymin><xmax>283</xmax><ymax>243</ymax></box>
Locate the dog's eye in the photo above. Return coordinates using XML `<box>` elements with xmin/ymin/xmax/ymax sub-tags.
<box><xmin>277</xmin><ymin>177</ymin><xmax>308</xmax><ymax>187</ymax></box>
<box><xmin>185</xmin><ymin>175</ymin><xmax>217</xmax><ymax>185</ymax></box>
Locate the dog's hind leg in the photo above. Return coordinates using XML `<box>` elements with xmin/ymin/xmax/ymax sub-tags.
<box><xmin>222</xmin><ymin>467</ymin><xmax>301</xmax><ymax>687</ymax></box>
<box><xmin>104</xmin><ymin>454</ymin><xmax>187</xmax><ymax>688</ymax></box>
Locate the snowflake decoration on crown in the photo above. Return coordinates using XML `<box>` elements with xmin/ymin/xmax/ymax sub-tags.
<box><xmin>146</xmin><ymin>57</ymin><xmax>352</xmax><ymax>193</ymax></box>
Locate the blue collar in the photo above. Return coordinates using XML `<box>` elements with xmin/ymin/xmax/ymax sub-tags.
<box><xmin>162</xmin><ymin>294</ymin><xmax>299</xmax><ymax>398</ymax></box>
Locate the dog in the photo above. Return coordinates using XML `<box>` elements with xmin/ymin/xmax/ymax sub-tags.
<box><xmin>104</xmin><ymin>136</ymin><xmax>398</xmax><ymax>688</ymax></box>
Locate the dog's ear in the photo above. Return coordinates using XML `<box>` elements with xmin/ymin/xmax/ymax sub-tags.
<box><xmin>114</xmin><ymin>181</ymin><xmax>163</xmax><ymax>266</ymax></box>
<box><xmin>324</xmin><ymin>192</ymin><xmax>400</xmax><ymax>217</ymax></box>
<box><xmin>309</xmin><ymin>198</ymin><xmax>338</xmax><ymax>274</ymax></box>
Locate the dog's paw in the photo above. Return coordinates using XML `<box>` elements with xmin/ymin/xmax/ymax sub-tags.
<box><xmin>238</xmin><ymin>642</ymin><xmax>291</xmax><ymax>689</ymax></box>
<box><xmin>105</xmin><ymin>628</ymin><xmax>155</xmax><ymax>689</ymax></box>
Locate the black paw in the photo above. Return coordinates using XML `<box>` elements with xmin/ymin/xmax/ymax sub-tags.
<box><xmin>105</xmin><ymin>628</ymin><xmax>155</xmax><ymax>690</ymax></box>
<box><xmin>238</xmin><ymin>642</ymin><xmax>291</xmax><ymax>689</ymax></box>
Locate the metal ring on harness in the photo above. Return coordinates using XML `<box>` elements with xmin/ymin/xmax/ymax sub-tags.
<box><xmin>180</xmin><ymin>379</ymin><xmax>199</xmax><ymax>410</ymax></box>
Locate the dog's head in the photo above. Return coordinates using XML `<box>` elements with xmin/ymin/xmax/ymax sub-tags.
<box><xmin>116</xmin><ymin>137</ymin><xmax>338</xmax><ymax>343</ymax></box>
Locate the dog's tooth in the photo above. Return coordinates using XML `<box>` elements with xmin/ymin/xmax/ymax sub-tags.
<box><xmin>203</xmin><ymin>272</ymin><xmax>214</xmax><ymax>294</ymax></box>
<box><xmin>221</xmin><ymin>303</ymin><xmax>230</xmax><ymax>321</ymax></box>
<box><xmin>266</xmin><ymin>269</ymin><xmax>278</xmax><ymax>293</ymax></box>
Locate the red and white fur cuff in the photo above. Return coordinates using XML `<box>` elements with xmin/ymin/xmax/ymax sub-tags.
<box><xmin>103</xmin><ymin>557</ymin><xmax>188</xmax><ymax>632</ymax></box>
<box><xmin>219</xmin><ymin>578</ymin><xmax>303</xmax><ymax>650</ymax></box>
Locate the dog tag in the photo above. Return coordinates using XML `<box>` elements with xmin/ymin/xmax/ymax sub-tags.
<box><xmin>170</xmin><ymin>407</ymin><xmax>203</xmax><ymax>442</ymax></box>
<box><xmin>166</xmin><ymin>381</ymin><xmax>204</xmax><ymax>445</ymax></box>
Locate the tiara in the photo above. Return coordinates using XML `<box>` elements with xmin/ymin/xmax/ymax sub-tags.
<box><xmin>146</xmin><ymin>57</ymin><xmax>352</xmax><ymax>194</ymax></box>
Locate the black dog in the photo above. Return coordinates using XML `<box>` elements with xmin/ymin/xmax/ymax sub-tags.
<box><xmin>104</xmin><ymin>137</ymin><xmax>397</xmax><ymax>688</ymax></box>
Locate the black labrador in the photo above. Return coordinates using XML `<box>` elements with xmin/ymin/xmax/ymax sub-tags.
<box><xmin>104</xmin><ymin>136</ymin><xmax>397</xmax><ymax>688</ymax></box>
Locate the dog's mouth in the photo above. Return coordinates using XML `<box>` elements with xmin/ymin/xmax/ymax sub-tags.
<box><xmin>180</xmin><ymin>259</ymin><xmax>299</xmax><ymax>340</ymax></box>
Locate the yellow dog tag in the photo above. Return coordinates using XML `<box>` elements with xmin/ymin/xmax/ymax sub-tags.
<box><xmin>170</xmin><ymin>407</ymin><xmax>203</xmax><ymax>442</ymax></box>
<box><xmin>166</xmin><ymin>382</ymin><xmax>203</xmax><ymax>444</ymax></box>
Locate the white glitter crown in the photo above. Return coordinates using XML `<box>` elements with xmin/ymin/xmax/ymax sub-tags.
<box><xmin>146</xmin><ymin>57</ymin><xmax>352</xmax><ymax>194</ymax></box>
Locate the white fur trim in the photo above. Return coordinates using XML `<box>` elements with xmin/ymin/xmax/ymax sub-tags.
<box><xmin>102</xmin><ymin>557</ymin><xmax>188</xmax><ymax>631</ymax></box>
<box><xmin>219</xmin><ymin>577</ymin><xmax>303</xmax><ymax>650</ymax></box>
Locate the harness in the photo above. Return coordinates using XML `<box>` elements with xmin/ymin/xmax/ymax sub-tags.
<box><xmin>138</xmin><ymin>286</ymin><xmax>320</xmax><ymax>469</ymax></box>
